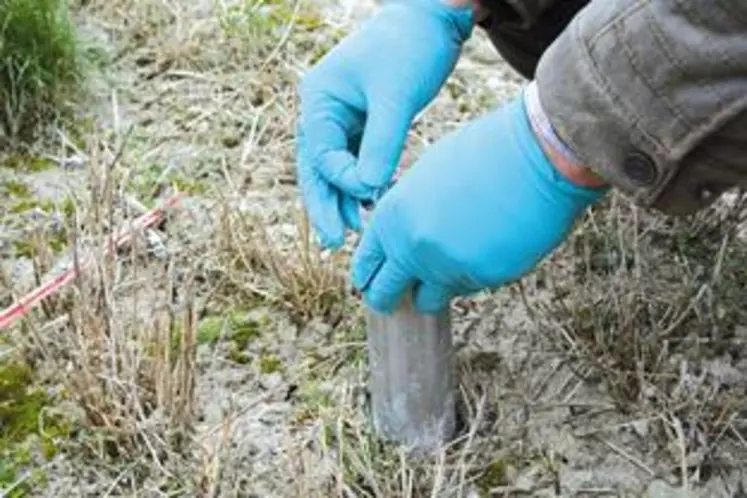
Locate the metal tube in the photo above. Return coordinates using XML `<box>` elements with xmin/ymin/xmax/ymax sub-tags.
<box><xmin>364</xmin><ymin>292</ymin><xmax>456</xmax><ymax>452</ymax></box>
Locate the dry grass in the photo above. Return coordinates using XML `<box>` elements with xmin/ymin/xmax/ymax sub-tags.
<box><xmin>533</xmin><ymin>191</ymin><xmax>747</xmax><ymax>485</ymax></box>
<box><xmin>1</xmin><ymin>0</ymin><xmax>746</xmax><ymax>496</ymax></box>
<box><xmin>207</xmin><ymin>200</ymin><xmax>350</xmax><ymax>326</ymax></box>
<box><xmin>1</xmin><ymin>130</ymin><xmax>201</xmax><ymax>492</ymax></box>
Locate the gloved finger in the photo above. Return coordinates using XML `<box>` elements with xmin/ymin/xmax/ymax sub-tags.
<box><xmin>315</xmin><ymin>149</ymin><xmax>379</xmax><ymax>199</ymax></box>
<box><xmin>315</xmin><ymin>104</ymin><xmax>412</xmax><ymax>194</ymax></box>
<box><xmin>299</xmin><ymin>103</ymin><xmax>381</xmax><ymax>200</ymax></box>
<box><xmin>299</xmin><ymin>172</ymin><xmax>347</xmax><ymax>250</ymax></box>
<box><xmin>296</xmin><ymin>127</ymin><xmax>347</xmax><ymax>249</ymax></box>
<box><xmin>357</xmin><ymin>103</ymin><xmax>413</xmax><ymax>188</ymax></box>
<box><xmin>295</xmin><ymin>84</ymin><xmax>366</xmax><ymax>248</ymax></box>
<box><xmin>340</xmin><ymin>193</ymin><xmax>362</xmax><ymax>232</ymax></box>
<box><xmin>351</xmin><ymin>227</ymin><xmax>386</xmax><ymax>291</ymax></box>
<box><xmin>362</xmin><ymin>260</ymin><xmax>414</xmax><ymax>314</ymax></box>
<box><xmin>413</xmin><ymin>281</ymin><xmax>452</xmax><ymax>314</ymax></box>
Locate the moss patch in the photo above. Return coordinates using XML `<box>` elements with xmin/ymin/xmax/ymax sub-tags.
<box><xmin>217</xmin><ymin>0</ymin><xmax>335</xmax><ymax>60</ymax></box>
<box><xmin>258</xmin><ymin>352</ymin><xmax>282</xmax><ymax>374</ymax></box>
<box><xmin>0</xmin><ymin>360</ymin><xmax>72</xmax><ymax>495</ymax></box>
<box><xmin>474</xmin><ymin>458</ymin><xmax>510</xmax><ymax>493</ymax></box>
<box><xmin>126</xmin><ymin>162</ymin><xmax>210</xmax><ymax>207</ymax></box>
<box><xmin>196</xmin><ymin>311</ymin><xmax>260</xmax><ymax>345</ymax></box>
<box><xmin>4</xmin><ymin>195</ymin><xmax>74</xmax><ymax>258</ymax></box>
<box><xmin>3</xmin><ymin>156</ymin><xmax>55</xmax><ymax>173</ymax></box>
<box><xmin>1</xmin><ymin>179</ymin><xmax>33</xmax><ymax>198</ymax></box>
<box><xmin>9</xmin><ymin>199</ymin><xmax>55</xmax><ymax>215</ymax></box>
<box><xmin>192</xmin><ymin>311</ymin><xmax>262</xmax><ymax>365</ymax></box>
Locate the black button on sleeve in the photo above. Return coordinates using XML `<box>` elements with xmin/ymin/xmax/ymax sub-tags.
<box><xmin>623</xmin><ymin>151</ymin><xmax>658</xmax><ymax>186</ymax></box>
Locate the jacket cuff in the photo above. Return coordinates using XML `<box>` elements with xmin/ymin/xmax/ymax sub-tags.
<box><xmin>534</xmin><ymin>0</ymin><xmax>747</xmax><ymax>214</ymax></box>
<box><xmin>534</xmin><ymin>8</ymin><xmax>654</xmax><ymax>206</ymax></box>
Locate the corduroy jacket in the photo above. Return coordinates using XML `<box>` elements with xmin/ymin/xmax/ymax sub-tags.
<box><xmin>478</xmin><ymin>0</ymin><xmax>747</xmax><ymax>215</ymax></box>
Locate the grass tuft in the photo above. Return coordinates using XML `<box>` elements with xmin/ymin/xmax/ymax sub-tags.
<box><xmin>0</xmin><ymin>0</ymin><xmax>82</xmax><ymax>145</ymax></box>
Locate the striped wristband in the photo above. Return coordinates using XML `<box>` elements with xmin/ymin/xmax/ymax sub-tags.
<box><xmin>524</xmin><ymin>81</ymin><xmax>607</xmax><ymax>188</ymax></box>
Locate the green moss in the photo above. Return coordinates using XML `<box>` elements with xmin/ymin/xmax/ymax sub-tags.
<box><xmin>221</xmin><ymin>134</ymin><xmax>241</xmax><ymax>149</ymax></box>
<box><xmin>232</xmin><ymin>319</ymin><xmax>260</xmax><ymax>350</ymax></box>
<box><xmin>227</xmin><ymin>348</ymin><xmax>252</xmax><ymax>365</ymax></box>
<box><xmin>1</xmin><ymin>179</ymin><xmax>32</xmax><ymax>198</ymax></box>
<box><xmin>0</xmin><ymin>364</ymin><xmax>45</xmax><ymax>445</ymax></box>
<box><xmin>10</xmin><ymin>200</ymin><xmax>38</xmax><ymax>214</ymax></box>
<box><xmin>194</xmin><ymin>311</ymin><xmax>261</xmax><ymax>365</ymax></box>
<box><xmin>195</xmin><ymin>316</ymin><xmax>224</xmax><ymax>346</ymax></box>
<box><xmin>60</xmin><ymin>115</ymin><xmax>96</xmax><ymax>151</ymax></box>
<box><xmin>218</xmin><ymin>0</ymin><xmax>330</xmax><ymax>55</ymax></box>
<box><xmin>0</xmin><ymin>361</ymin><xmax>72</xmax><ymax>494</ymax></box>
<box><xmin>126</xmin><ymin>163</ymin><xmax>209</xmax><ymax>205</ymax></box>
<box><xmin>10</xmin><ymin>199</ymin><xmax>55</xmax><ymax>215</ymax></box>
<box><xmin>272</xmin><ymin>5</ymin><xmax>324</xmax><ymax>30</ymax></box>
<box><xmin>60</xmin><ymin>196</ymin><xmax>76</xmax><ymax>221</ymax></box>
<box><xmin>227</xmin><ymin>320</ymin><xmax>256</xmax><ymax>363</ymax></box>
<box><xmin>11</xmin><ymin>227</ymin><xmax>68</xmax><ymax>258</ymax></box>
<box><xmin>1</xmin><ymin>464</ymin><xmax>48</xmax><ymax>497</ymax></box>
<box><xmin>292</xmin><ymin>381</ymin><xmax>333</xmax><ymax>423</ymax></box>
<box><xmin>3</xmin><ymin>155</ymin><xmax>55</xmax><ymax>173</ymax></box>
<box><xmin>475</xmin><ymin>459</ymin><xmax>510</xmax><ymax>492</ymax></box>
<box><xmin>3</xmin><ymin>193</ymin><xmax>73</xmax><ymax>258</ymax></box>
<box><xmin>126</xmin><ymin>163</ymin><xmax>163</xmax><ymax>206</ymax></box>
<box><xmin>196</xmin><ymin>312</ymin><xmax>260</xmax><ymax>346</ymax></box>
<box><xmin>170</xmin><ymin>177</ymin><xmax>208</xmax><ymax>196</ymax></box>
<box><xmin>258</xmin><ymin>352</ymin><xmax>282</xmax><ymax>374</ymax></box>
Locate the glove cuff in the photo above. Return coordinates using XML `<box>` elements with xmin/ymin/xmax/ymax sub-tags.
<box><xmin>387</xmin><ymin>0</ymin><xmax>475</xmax><ymax>43</ymax></box>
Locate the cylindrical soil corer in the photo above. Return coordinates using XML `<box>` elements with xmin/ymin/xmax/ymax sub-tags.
<box><xmin>364</xmin><ymin>296</ymin><xmax>456</xmax><ymax>452</ymax></box>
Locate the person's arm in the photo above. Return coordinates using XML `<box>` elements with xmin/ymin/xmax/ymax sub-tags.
<box><xmin>448</xmin><ymin>0</ymin><xmax>605</xmax><ymax>189</ymax></box>
<box><xmin>350</xmin><ymin>0</ymin><xmax>747</xmax><ymax>314</ymax></box>
<box><xmin>534</xmin><ymin>0</ymin><xmax>747</xmax><ymax>215</ymax></box>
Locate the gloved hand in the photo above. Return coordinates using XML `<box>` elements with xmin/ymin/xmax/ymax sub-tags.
<box><xmin>352</xmin><ymin>94</ymin><xmax>609</xmax><ymax>314</ymax></box>
<box><xmin>296</xmin><ymin>0</ymin><xmax>473</xmax><ymax>250</ymax></box>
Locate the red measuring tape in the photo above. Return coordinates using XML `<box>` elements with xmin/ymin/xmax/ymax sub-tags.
<box><xmin>0</xmin><ymin>194</ymin><xmax>184</xmax><ymax>331</ymax></box>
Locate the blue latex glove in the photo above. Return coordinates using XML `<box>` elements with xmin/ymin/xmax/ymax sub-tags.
<box><xmin>352</xmin><ymin>94</ymin><xmax>609</xmax><ymax>314</ymax></box>
<box><xmin>296</xmin><ymin>0</ymin><xmax>473</xmax><ymax>250</ymax></box>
